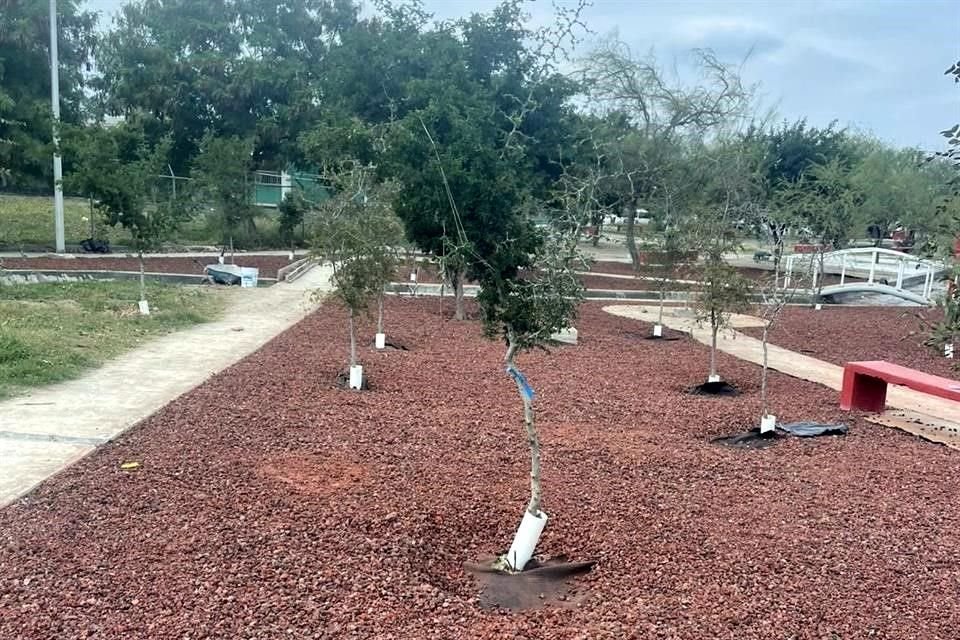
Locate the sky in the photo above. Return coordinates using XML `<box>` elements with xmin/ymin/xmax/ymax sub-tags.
<box><xmin>85</xmin><ymin>0</ymin><xmax>960</xmax><ymax>151</ymax></box>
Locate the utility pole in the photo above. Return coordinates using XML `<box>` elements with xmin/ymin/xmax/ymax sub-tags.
<box><xmin>50</xmin><ymin>0</ymin><xmax>65</xmax><ymax>253</ymax></box>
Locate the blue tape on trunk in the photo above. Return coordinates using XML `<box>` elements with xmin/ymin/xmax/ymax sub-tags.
<box><xmin>506</xmin><ymin>365</ymin><xmax>535</xmax><ymax>401</ymax></box>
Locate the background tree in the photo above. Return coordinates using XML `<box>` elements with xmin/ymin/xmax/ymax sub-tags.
<box><xmin>578</xmin><ymin>39</ymin><xmax>752</xmax><ymax>271</ymax></box>
<box><xmin>66</xmin><ymin>124</ymin><xmax>190</xmax><ymax>309</ymax></box>
<box><xmin>779</xmin><ymin>158</ymin><xmax>862</xmax><ymax>301</ymax></box>
<box><xmin>94</xmin><ymin>0</ymin><xmax>358</xmax><ymax>173</ymax></box>
<box><xmin>306</xmin><ymin>0</ymin><xmax>584</xmax><ymax>320</ymax></box>
<box><xmin>0</xmin><ymin>0</ymin><xmax>97</xmax><ymax>190</ymax></box>
<box><xmin>748</xmin><ymin>119</ymin><xmax>857</xmax><ymax>268</ymax></box>
<box><xmin>192</xmin><ymin>134</ymin><xmax>256</xmax><ymax>259</ymax></box>
<box><xmin>927</xmin><ymin>60</ymin><xmax>960</xmax><ymax>255</ymax></box>
<box><xmin>918</xmin><ymin>60</ymin><xmax>960</xmax><ymax>360</ymax></box>
<box><xmin>754</xmin><ymin>243</ymin><xmax>810</xmax><ymax>430</ymax></box>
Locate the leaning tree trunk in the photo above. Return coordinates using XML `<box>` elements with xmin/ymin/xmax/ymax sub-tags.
<box><xmin>505</xmin><ymin>336</ymin><xmax>541</xmax><ymax>515</ymax></box>
<box><xmin>657</xmin><ymin>259</ymin><xmax>673</xmax><ymax>326</ymax></box>
<box><xmin>452</xmin><ymin>269</ymin><xmax>465</xmax><ymax>321</ymax></box>
<box><xmin>229</xmin><ymin>234</ymin><xmax>235</xmax><ymax>265</ymax></box>
<box><xmin>771</xmin><ymin>229</ymin><xmax>784</xmax><ymax>273</ymax></box>
<box><xmin>348</xmin><ymin>307</ymin><xmax>357</xmax><ymax>367</ymax></box>
<box><xmin>657</xmin><ymin>284</ymin><xmax>666</xmax><ymax>326</ymax></box>
<box><xmin>377</xmin><ymin>293</ymin><xmax>384</xmax><ymax>335</ymax></box>
<box><xmin>814</xmin><ymin>248</ymin><xmax>826</xmax><ymax>305</ymax></box>
<box><xmin>138</xmin><ymin>249</ymin><xmax>146</xmax><ymax>303</ymax></box>
<box><xmin>625</xmin><ymin>203</ymin><xmax>640</xmax><ymax>271</ymax></box>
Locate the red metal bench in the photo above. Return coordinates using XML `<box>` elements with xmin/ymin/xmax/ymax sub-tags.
<box><xmin>840</xmin><ymin>360</ymin><xmax>960</xmax><ymax>412</ymax></box>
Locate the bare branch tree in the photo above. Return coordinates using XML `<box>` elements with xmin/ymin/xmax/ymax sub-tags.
<box><xmin>576</xmin><ymin>38</ymin><xmax>754</xmax><ymax>271</ymax></box>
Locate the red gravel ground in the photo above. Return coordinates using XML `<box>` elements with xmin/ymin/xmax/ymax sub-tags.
<box><xmin>741</xmin><ymin>305</ymin><xmax>957</xmax><ymax>380</ymax></box>
<box><xmin>1</xmin><ymin>255</ymin><xmax>298</xmax><ymax>279</ymax></box>
<box><xmin>3</xmin><ymin>300</ymin><xmax>960</xmax><ymax>638</ymax></box>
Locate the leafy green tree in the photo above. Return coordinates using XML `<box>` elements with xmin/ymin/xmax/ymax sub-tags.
<box><xmin>311</xmin><ymin>175</ymin><xmax>402</xmax><ymax>376</ymax></box>
<box><xmin>192</xmin><ymin>134</ymin><xmax>256</xmax><ymax>259</ymax></box>
<box><xmin>778</xmin><ymin>158</ymin><xmax>862</xmax><ymax>301</ymax></box>
<box><xmin>278</xmin><ymin>190</ymin><xmax>308</xmax><ymax>250</ymax></box>
<box><xmin>745</xmin><ymin>119</ymin><xmax>859</xmax><ymax>266</ymax></box>
<box><xmin>67</xmin><ymin>124</ymin><xmax>191</xmax><ymax>307</ymax></box>
<box><xmin>927</xmin><ymin>60</ymin><xmax>960</xmax><ymax>256</ymax></box>
<box><xmin>306</xmin><ymin>0</ymin><xmax>582</xmax><ymax>320</ymax></box>
<box><xmin>847</xmin><ymin>141</ymin><xmax>945</xmax><ymax>247</ymax></box>
<box><xmin>95</xmin><ymin>0</ymin><xmax>359</xmax><ymax>172</ymax></box>
<box><xmin>0</xmin><ymin>0</ymin><xmax>97</xmax><ymax>189</ymax></box>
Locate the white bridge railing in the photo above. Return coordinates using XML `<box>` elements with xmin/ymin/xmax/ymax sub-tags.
<box><xmin>783</xmin><ymin>247</ymin><xmax>945</xmax><ymax>304</ymax></box>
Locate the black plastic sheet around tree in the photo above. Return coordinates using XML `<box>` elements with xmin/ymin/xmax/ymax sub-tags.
<box><xmin>778</xmin><ymin>421</ymin><xmax>849</xmax><ymax>437</ymax></box>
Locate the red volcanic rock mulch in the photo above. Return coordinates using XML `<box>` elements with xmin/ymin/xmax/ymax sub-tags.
<box><xmin>741</xmin><ymin>305</ymin><xmax>957</xmax><ymax>380</ymax></box>
<box><xmin>2</xmin><ymin>300</ymin><xmax>959</xmax><ymax>638</ymax></box>
<box><xmin>1</xmin><ymin>255</ymin><xmax>298</xmax><ymax>279</ymax></box>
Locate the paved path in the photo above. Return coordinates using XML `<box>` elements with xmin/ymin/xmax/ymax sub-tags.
<box><xmin>0</xmin><ymin>265</ymin><xmax>333</xmax><ymax>506</ymax></box>
<box><xmin>604</xmin><ymin>304</ymin><xmax>960</xmax><ymax>427</ymax></box>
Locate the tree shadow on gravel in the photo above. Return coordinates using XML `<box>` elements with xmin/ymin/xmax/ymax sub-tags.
<box><xmin>687</xmin><ymin>380</ymin><xmax>739</xmax><ymax>396</ymax></box>
<box><xmin>620</xmin><ymin>329</ymin><xmax>683</xmax><ymax>342</ymax></box>
<box><xmin>464</xmin><ymin>556</ymin><xmax>596</xmax><ymax>611</ymax></box>
<box><xmin>369</xmin><ymin>339</ymin><xmax>409</xmax><ymax>351</ymax></box>
<box><xmin>711</xmin><ymin>428</ymin><xmax>782</xmax><ymax>449</ymax></box>
<box><xmin>335</xmin><ymin>370</ymin><xmax>371</xmax><ymax>390</ymax></box>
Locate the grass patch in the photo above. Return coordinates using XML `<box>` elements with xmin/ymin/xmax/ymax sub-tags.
<box><xmin>0</xmin><ymin>280</ymin><xmax>224</xmax><ymax>398</ymax></box>
<box><xmin>0</xmin><ymin>194</ymin><xmax>295</xmax><ymax>249</ymax></box>
<box><xmin>0</xmin><ymin>195</ymin><xmax>132</xmax><ymax>248</ymax></box>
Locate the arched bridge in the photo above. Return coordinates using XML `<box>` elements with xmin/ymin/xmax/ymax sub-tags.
<box><xmin>783</xmin><ymin>247</ymin><xmax>947</xmax><ymax>305</ymax></box>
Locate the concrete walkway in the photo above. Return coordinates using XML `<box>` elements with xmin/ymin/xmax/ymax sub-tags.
<box><xmin>0</xmin><ymin>265</ymin><xmax>333</xmax><ymax>506</ymax></box>
<box><xmin>604</xmin><ymin>305</ymin><xmax>960</xmax><ymax>436</ymax></box>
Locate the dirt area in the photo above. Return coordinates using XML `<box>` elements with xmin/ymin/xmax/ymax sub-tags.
<box><xmin>740</xmin><ymin>305</ymin><xmax>956</xmax><ymax>380</ymax></box>
<box><xmin>1</xmin><ymin>255</ymin><xmax>299</xmax><ymax>279</ymax></box>
<box><xmin>2</xmin><ymin>300</ymin><xmax>959</xmax><ymax>638</ymax></box>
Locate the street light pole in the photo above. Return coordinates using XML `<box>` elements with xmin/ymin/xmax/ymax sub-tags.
<box><xmin>49</xmin><ymin>0</ymin><xmax>65</xmax><ymax>253</ymax></box>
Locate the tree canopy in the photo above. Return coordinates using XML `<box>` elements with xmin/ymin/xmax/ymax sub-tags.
<box><xmin>0</xmin><ymin>0</ymin><xmax>97</xmax><ymax>190</ymax></box>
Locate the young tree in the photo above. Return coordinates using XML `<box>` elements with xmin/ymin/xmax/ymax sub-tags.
<box><xmin>695</xmin><ymin>248</ymin><xmax>752</xmax><ymax>385</ymax></box>
<box><xmin>478</xmin><ymin>209</ymin><xmax>587</xmax><ymax>572</ymax></box>
<box><xmin>691</xmin><ymin>142</ymin><xmax>755</xmax><ymax>385</ymax></box>
<box><xmin>278</xmin><ymin>190</ymin><xmax>308</xmax><ymax>251</ymax></box>
<box><xmin>650</xmin><ymin>222</ymin><xmax>694</xmax><ymax>336</ymax></box>
<box><xmin>754</xmin><ymin>247</ymin><xmax>811</xmax><ymax>430</ymax></box>
<box><xmin>67</xmin><ymin>125</ymin><xmax>191</xmax><ymax>310</ymax></box>
<box><xmin>192</xmin><ymin>134</ymin><xmax>256</xmax><ymax>260</ymax></box>
<box><xmin>311</xmin><ymin>174</ymin><xmax>403</xmax><ymax>385</ymax></box>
